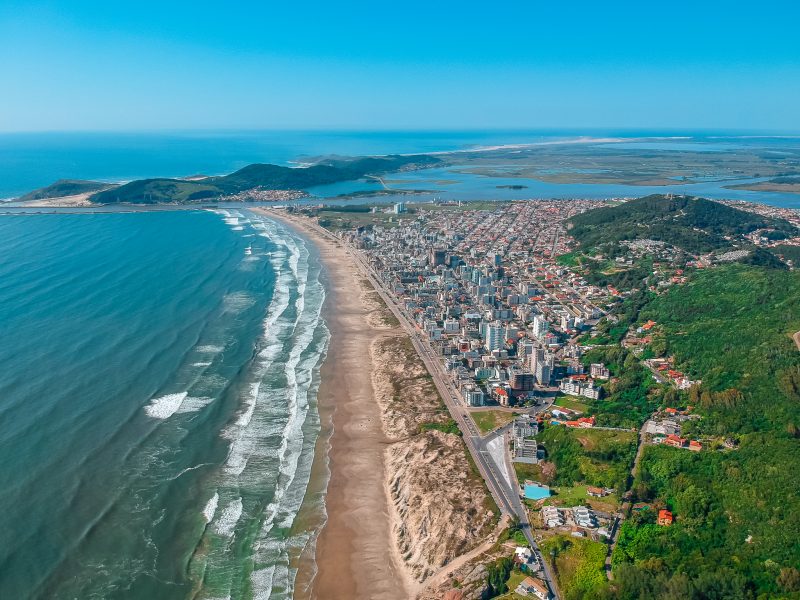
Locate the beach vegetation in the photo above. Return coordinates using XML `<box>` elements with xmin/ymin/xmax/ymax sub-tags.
<box><xmin>419</xmin><ymin>419</ymin><xmax>460</xmax><ymax>436</ymax></box>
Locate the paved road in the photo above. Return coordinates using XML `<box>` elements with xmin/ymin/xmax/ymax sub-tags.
<box><xmin>304</xmin><ymin>221</ymin><xmax>561</xmax><ymax>599</ymax></box>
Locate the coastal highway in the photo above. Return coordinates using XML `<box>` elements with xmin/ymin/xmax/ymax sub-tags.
<box><xmin>299</xmin><ymin>218</ymin><xmax>560</xmax><ymax>599</ymax></box>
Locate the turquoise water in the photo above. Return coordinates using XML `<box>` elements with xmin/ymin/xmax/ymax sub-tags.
<box><xmin>0</xmin><ymin>209</ymin><xmax>328</xmax><ymax>599</ymax></box>
<box><xmin>3</xmin><ymin>131</ymin><xmax>799</xmax><ymax>207</ymax></box>
<box><xmin>306</xmin><ymin>166</ymin><xmax>800</xmax><ymax>208</ymax></box>
<box><xmin>0</xmin><ymin>130</ymin><xmax>574</xmax><ymax>199</ymax></box>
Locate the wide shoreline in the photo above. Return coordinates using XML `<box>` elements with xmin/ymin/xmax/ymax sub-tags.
<box><xmin>257</xmin><ymin>208</ymin><xmax>413</xmax><ymax>600</ymax></box>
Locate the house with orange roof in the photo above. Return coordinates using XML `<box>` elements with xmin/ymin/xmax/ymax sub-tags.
<box><xmin>657</xmin><ymin>509</ymin><xmax>673</xmax><ymax>526</ymax></box>
<box><xmin>664</xmin><ymin>434</ymin><xmax>687</xmax><ymax>448</ymax></box>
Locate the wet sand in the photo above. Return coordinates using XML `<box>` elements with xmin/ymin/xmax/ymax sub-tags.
<box><xmin>256</xmin><ymin>208</ymin><xmax>411</xmax><ymax>600</ymax></box>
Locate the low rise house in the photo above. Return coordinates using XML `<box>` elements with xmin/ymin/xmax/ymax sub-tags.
<box><xmin>566</xmin><ymin>416</ymin><xmax>596</xmax><ymax>428</ymax></box>
<box><xmin>515</xmin><ymin>546</ymin><xmax>534</xmax><ymax>565</ymax></box>
<box><xmin>590</xmin><ymin>363</ymin><xmax>610</xmax><ymax>379</ymax></box>
<box><xmin>658</xmin><ymin>509</ymin><xmax>673</xmax><ymax>526</ymax></box>
<box><xmin>515</xmin><ymin>576</ymin><xmax>551</xmax><ymax>600</ymax></box>
<box><xmin>541</xmin><ymin>505</ymin><xmax>564</xmax><ymax>528</ymax></box>
<box><xmin>664</xmin><ymin>434</ymin><xmax>687</xmax><ymax>448</ymax></box>
<box><xmin>573</xmin><ymin>505</ymin><xmax>597</xmax><ymax>528</ymax></box>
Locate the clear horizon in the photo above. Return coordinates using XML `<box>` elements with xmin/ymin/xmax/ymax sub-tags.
<box><xmin>2</xmin><ymin>0</ymin><xmax>799</xmax><ymax>133</ymax></box>
<box><xmin>3</xmin><ymin>128</ymin><xmax>800</xmax><ymax>136</ymax></box>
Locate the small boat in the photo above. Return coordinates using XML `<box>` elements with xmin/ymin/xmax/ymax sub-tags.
<box><xmin>244</xmin><ymin>244</ymin><xmax>252</xmax><ymax>256</ymax></box>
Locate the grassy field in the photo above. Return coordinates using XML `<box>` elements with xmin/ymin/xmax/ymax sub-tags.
<box><xmin>536</xmin><ymin>425</ymin><xmax>637</xmax><ymax>493</ymax></box>
<box><xmin>494</xmin><ymin>569</ymin><xmax>529</xmax><ymax>599</ymax></box>
<box><xmin>544</xmin><ymin>484</ymin><xmax>621</xmax><ymax>512</ymax></box>
<box><xmin>553</xmin><ymin>395</ymin><xmax>590</xmax><ymax>413</ymax></box>
<box><xmin>572</xmin><ymin>428</ymin><xmax>636</xmax><ymax>450</ymax></box>
<box><xmin>541</xmin><ymin>535</ymin><xmax>608</xmax><ymax>599</ymax></box>
<box><xmin>315</xmin><ymin>209</ymin><xmax>411</xmax><ymax>232</ymax></box>
<box><xmin>513</xmin><ymin>461</ymin><xmax>547</xmax><ymax>484</ymax></box>
<box><xmin>470</xmin><ymin>409</ymin><xmax>519</xmax><ymax>434</ymax></box>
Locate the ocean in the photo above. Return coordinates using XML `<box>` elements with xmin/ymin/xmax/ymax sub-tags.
<box><xmin>0</xmin><ymin>208</ymin><xmax>329</xmax><ymax>599</ymax></box>
<box><xmin>0</xmin><ymin>130</ymin><xmax>575</xmax><ymax>200</ymax></box>
<box><xmin>2</xmin><ymin>131</ymin><xmax>800</xmax><ymax>208</ymax></box>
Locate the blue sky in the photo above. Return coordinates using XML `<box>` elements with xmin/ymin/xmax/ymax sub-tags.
<box><xmin>1</xmin><ymin>0</ymin><xmax>799</xmax><ymax>132</ymax></box>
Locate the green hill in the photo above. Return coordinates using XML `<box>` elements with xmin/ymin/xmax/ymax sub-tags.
<box><xmin>18</xmin><ymin>179</ymin><xmax>111</xmax><ymax>201</ymax></box>
<box><xmin>89</xmin><ymin>154</ymin><xmax>440</xmax><ymax>204</ymax></box>
<box><xmin>610</xmin><ymin>264</ymin><xmax>800</xmax><ymax>598</ymax></box>
<box><xmin>568</xmin><ymin>194</ymin><xmax>795</xmax><ymax>254</ymax></box>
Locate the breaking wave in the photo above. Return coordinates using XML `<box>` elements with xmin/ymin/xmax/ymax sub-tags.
<box><xmin>144</xmin><ymin>392</ymin><xmax>187</xmax><ymax>419</ymax></box>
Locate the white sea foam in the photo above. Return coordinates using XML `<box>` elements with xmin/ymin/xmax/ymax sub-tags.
<box><xmin>222</xmin><ymin>291</ymin><xmax>255</xmax><ymax>313</ymax></box>
<box><xmin>144</xmin><ymin>392</ymin><xmax>187</xmax><ymax>419</ymax></box>
<box><xmin>248</xmin><ymin>237</ymin><xmax>330</xmax><ymax>600</ymax></box>
<box><xmin>191</xmin><ymin>361</ymin><xmax>212</xmax><ymax>367</ymax></box>
<box><xmin>203</xmin><ymin>492</ymin><xmax>220</xmax><ymax>523</ymax></box>
<box><xmin>250</xmin><ymin>566</ymin><xmax>277</xmax><ymax>600</ymax></box>
<box><xmin>214</xmin><ymin>497</ymin><xmax>243</xmax><ymax>537</ymax></box>
<box><xmin>196</xmin><ymin>345</ymin><xmax>224</xmax><ymax>354</ymax></box>
<box><xmin>256</xmin><ymin>286</ymin><xmax>323</xmax><ymax>538</ymax></box>
<box><xmin>221</xmin><ymin>251</ymin><xmax>294</xmax><ymax>475</ymax></box>
<box><xmin>175</xmin><ymin>396</ymin><xmax>214</xmax><ymax>414</ymax></box>
<box><xmin>203</xmin><ymin>214</ymin><xmax>330</xmax><ymax>599</ymax></box>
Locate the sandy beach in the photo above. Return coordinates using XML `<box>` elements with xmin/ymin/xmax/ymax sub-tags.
<box><xmin>258</xmin><ymin>208</ymin><xmax>413</xmax><ymax>600</ymax></box>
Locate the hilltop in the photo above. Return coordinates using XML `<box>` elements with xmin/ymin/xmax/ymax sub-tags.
<box><xmin>88</xmin><ymin>154</ymin><xmax>440</xmax><ymax>204</ymax></box>
<box><xmin>18</xmin><ymin>179</ymin><xmax>111</xmax><ymax>202</ymax></box>
<box><xmin>568</xmin><ymin>194</ymin><xmax>796</xmax><ymax>255</ymax></box>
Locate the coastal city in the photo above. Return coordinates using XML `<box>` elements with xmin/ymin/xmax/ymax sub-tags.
<box><xmin>290</xmin><ymin>195</ymin><xmax>800</xmax><ymax>600</ymax></box>
<box><xmin>5</xmin><ymin>2</ymin><xmax>800</xmax><ymax>599</ymax></box>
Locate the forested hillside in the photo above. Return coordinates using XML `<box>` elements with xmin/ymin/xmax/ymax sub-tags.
<box><xmin>606</xmin><ymin>264</ymin><xmax>800</xmax><ymax>599</ymax></box>
<box><xmin>568</xmin><ymin>195</ymin><xmax>796</xmax><ymax>255</ymax></box>
<box><xmin>87</xmin><ymin>154</ymin><xmax>440</xmax><ymax>203</ymax></box>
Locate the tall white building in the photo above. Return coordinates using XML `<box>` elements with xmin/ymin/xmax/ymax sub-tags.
<box><xmin>484</xmin><ymin>322</ymin><xmax>505</xmax><ymax>352</ymax></box>
<box><xmin>532</xmin><ymin>315</ymin><xmax>549</xmax><ymax>339</ymax></box>
<box><xmin>443</xmin><ymin>318</ymin><xmax>460</xmax><ymax>334</ymax></box>
<box><xmin>535</xmin><ymin>360</ymin><xmax>551</xmax><ymax>386</ymax></box>
<box><xmin>529</xmin><ymin>347</ymin><xmax>545</xmax><ymax>373</ymax></box>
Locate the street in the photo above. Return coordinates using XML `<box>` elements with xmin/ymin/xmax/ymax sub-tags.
<box><xmin>303</xmin><ymin>219</ymin><xmax>561</xmax><ymax>599</ymax></box>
